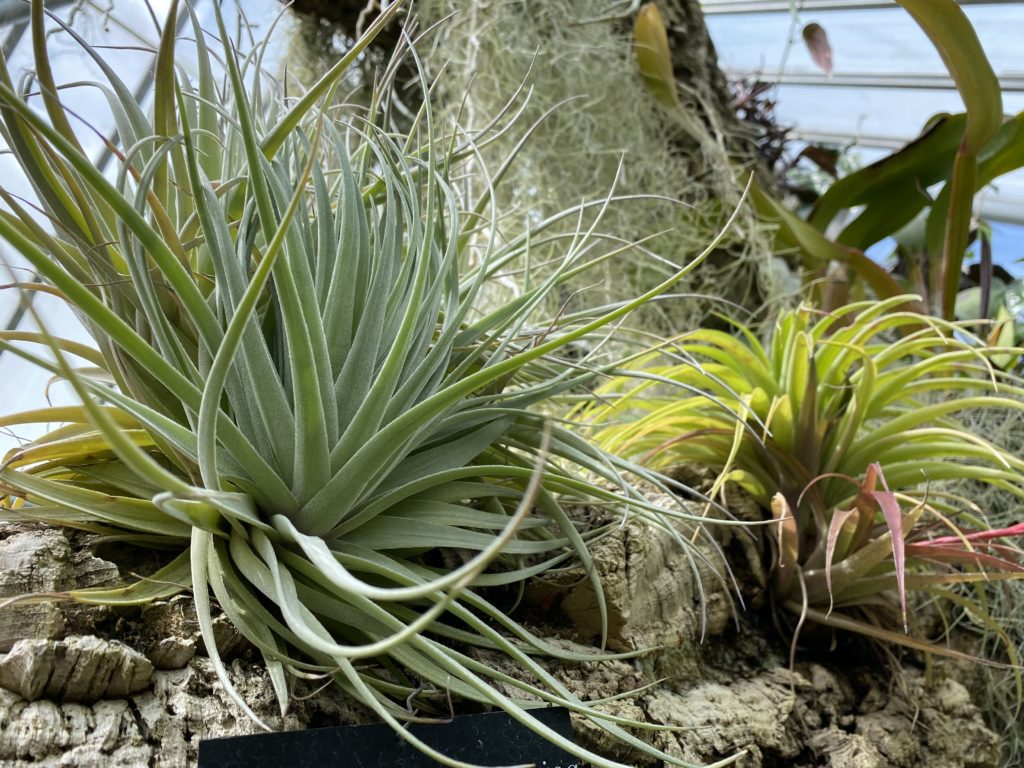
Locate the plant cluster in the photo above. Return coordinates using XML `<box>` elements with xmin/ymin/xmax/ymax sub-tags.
<box><xmin>1</xmin><ymin>0</ymin><xmax>1024</xmax><ymax>765</ymax></box>
<box><xmin>584</xmin><ymin>298</ymin><xmax>1024</xmax><ymax>659</ymax></box>
<box><xmin>631</xmin><ymin>0</ymin><xmax>1024</xmax><ymax>760</ymax></box>
<box><xmin>0</xmin><ymin>2</ymin><xmax>736</xmax><ymax>766</ymax></box>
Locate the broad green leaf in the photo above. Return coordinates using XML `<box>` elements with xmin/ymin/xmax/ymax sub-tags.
<box><xmin>751</xmin><ymin>183</ymin><xmax>908</xmax><ymax>302</ymax></box>
<box><xmin>895</xmin><ymin>0</ymin><xmax>1002</xmax><ymax>155</ymax></box>
<box><xmin>978</xmin><ymin>111</ymin><xmax>1024</xmax><ymax>184</ymax></box>
<box><xmin>893</xmin><ymin>0</ymin><xmax>1002</xmax><ymax>317</ymax></box>
<box><xmin>809</xmin><ymin>114</ymin><xmax>966</xmax><ymax>234</ymax></box>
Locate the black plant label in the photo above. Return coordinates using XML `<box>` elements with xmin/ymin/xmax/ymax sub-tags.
<box><xmin>197</xmin><ymin>706</ymin><xmax>581</xmax><ymax>767</ymax></box>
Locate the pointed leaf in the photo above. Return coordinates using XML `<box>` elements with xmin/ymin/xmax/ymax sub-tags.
<box><xmin>824</xmin><ymin>506</ymin><xmax>859</xmax><ymax>615</ymax></box>
<box><xmin>771</xmin><ymin>493</ymin><xmax>799</xmax><ymax>593</ymax></box>
<box><xmin>865</xmin><ymin>463</ymin><xmax>909</xmax><ymax>632</ymax></box>
<box><xmin>635</xmin><ymin>3</ymin><xmax>680</xmax><ymax>109</ymax></box>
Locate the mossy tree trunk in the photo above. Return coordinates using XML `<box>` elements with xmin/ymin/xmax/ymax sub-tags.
<box><xmin>287</xmin><ymin>0</ymin><xmax>769</xmax><ymax>177</ymax></box>
<box><xmin>285</xmin><ymin>0</ymin><xmax>788</xmax><ymax>332</ymax></box>
<box><xmin>653</xmin><ymin>0</ymin><xmax>774</xmax><ymax>183</ymax></box>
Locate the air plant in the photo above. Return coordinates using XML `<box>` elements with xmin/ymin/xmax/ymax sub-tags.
<box><xmin>0</xmin><ymin>2</ymin><xmax>740</xmax><ymax>766</ymax></box>
<box><xmin>583</xmin><ymin>296</ymin><xmax>1024</xmax><ymax>664</ymax></box>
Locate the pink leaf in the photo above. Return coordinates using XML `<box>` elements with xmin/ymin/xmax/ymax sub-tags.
<box><xmin>824</xmin><ymin>506</ymin><xmax>858</xmax><ymax>616</ymax></box>
<box><xmin>866</xmin><ymin>463</ymin><xmax>908</xmax><ymax>632</ymax></box>
<box><xmin>923</xmin><ymin>521</ymin><xmax>1024</xmax><ymax>547</ymax></box>
<box><xmin>802</xmin><ymin>22</ymin><xmax>834</xmax><ymax>77</ymax></box>
<box><xmin>904</xmin><ymin>544</ymin><xmax>1024</xmax><ymax>573</ymax></box>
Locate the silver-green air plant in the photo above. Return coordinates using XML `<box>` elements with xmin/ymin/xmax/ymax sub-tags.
<box><xmin>0</xmin><ymin>2</ymin><xmax>742</xmax><ymax>766</ymax></box>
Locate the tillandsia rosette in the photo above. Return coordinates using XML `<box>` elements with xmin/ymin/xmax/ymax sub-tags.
<box><xmin>584</xmin><ymin>298</ymin><xmax>1024</xmax><ymax>664</ymax></box>
<box><xmin>0</xmin><ymin>2</ymin><xmax>748</xmax><ymax>767</ymax></box>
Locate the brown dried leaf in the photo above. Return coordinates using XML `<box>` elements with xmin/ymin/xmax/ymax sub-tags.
<box><xmin>802</xmin><ymin>22</ymin><xmax>833</xmax><ymax>76</ymax></box>
<box><xmin>797</xmin><ymin>144</ymin><xmax>841</xmax><ymax>177</ymax></box>
<box><xmin>771</xmin><ymin>493</ymin><xmax>799</xmax><ymax>594</ymax></box>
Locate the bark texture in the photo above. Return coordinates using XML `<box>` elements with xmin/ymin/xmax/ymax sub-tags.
<box><xmin>655</xmin><ymin>0</ymin><xmax>774</xmax><ymax>184</ymax></box>
<box><xmin>0</xmin><ymin>517</ymin><xmax>1000</xmax><ymax>768</ymax></box>
<box><xmin>285</xmin><ymin>0</ymin><xmax>763</xmax><ymax>167</ymax></box>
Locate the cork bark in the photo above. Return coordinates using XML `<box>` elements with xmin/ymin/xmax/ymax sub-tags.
<box><xmin>0</xmin><ymin>513</ymin><xmax>1000</xmax><ymax>768</ymax></box>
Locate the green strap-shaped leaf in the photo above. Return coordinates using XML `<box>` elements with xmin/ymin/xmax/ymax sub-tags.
<box><xmin>895</xmin><ymin>0</ymin><xmax>1002</xmax><ymax>156</ymax></box>
<box><xmin>212</xmin><ymin>3</ymin><xmax>330</xmax><ymax>504</ymax></box>
<box><xmin>809</xmin><ymin>114</ymin><xmax>965</xmax><ymax>234</ymax></box>
<box><xmin>191</xmin><ymin>529</ymin><xmax>271</xmax><ymax>730</ymax></box>
<box><xmin>894</xmin><ymin>0</ymin><xmax>1002</xmax><ymax>317</ymax></box>
<box><xmin>30</xmin><ymin>0</ymin><xmax>83</xmax><ymax>153</ymax></box>
<box><xmin>750</xmin><ymin>183</ymin><xmax>909</xmax><ymax>304</ymax></box>
<box><xmin>0</xmin><ymin>469</ymin><xmax>191</xmax><ymax>538</ymax></box>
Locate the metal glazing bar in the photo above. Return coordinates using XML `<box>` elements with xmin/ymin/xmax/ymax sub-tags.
<box><xmin>791</xmin><ymin>129</ymin><xmax>910</xmax><ymax>149</ymax></box>
<box><xmin>0</xmin><ymin>0</ymin><xmax>75</xmax><ymax>26</ymax></box>
<box><xmin>703</xmin><ymin>0</ymin><xmax>1019</xmax><ymax>14</ymax></box>
<box><xmin>727</xmin><ymin>69</ymin><xmax>1024</xmax><ymax>92</ymax></box>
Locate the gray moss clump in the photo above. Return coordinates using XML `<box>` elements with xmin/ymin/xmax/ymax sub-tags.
<box><xmin>945</xmin><ymin>402</ymin><xmax>1024</xmax><ymax>767</ymax></box>
<box><xmin>413</xmin><ymin>0</ymin><xmax>791</xmax><ymax>334</ymax></box>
